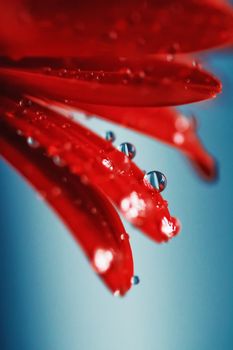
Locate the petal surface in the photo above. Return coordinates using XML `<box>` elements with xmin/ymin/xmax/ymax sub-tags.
<box><xmin>1</xmin><ymin>0</ymin><xmax>233</xmax><ymax>57</ymax></box>
<box><xmin>62</xmin><ymin>102</ymin><xmax>217</xmax><ymax>181</ymax></box>
<box><xmin>0</xmin><ymin>56</ymin><xmax>221</xmax><ymax>106</ymax></box>
<box><xmin>1</xmin><ymin>115</ymin><xmax>133</xmax><ymax>296</ymax></box>
<box><xmin>0</xmin><ymin>94</ymin><xmax>180</xmax><ymax>243</ymax></box>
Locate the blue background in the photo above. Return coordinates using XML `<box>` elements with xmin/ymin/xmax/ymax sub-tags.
<box><xmin>1</xmin><ymin>53</ymin><xmax>233</xmax><ymax>349</ymax></box>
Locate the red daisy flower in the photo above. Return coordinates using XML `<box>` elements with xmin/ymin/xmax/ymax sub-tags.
<box><xmin>1</xmin><ymin>0</ymin><xmax>233</xmax><ymax>296</ymax></box>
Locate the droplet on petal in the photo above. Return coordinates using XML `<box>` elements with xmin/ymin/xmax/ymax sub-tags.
<box><xmin>131</xmin><ymin>275</ymin><xmax>140</xmax><ymax>285</ymax></box>
<box><xmin>52</xmin><ymin>155</ymin><xmax>65</xmax><ymax>167</ymax></box>
<box><xmin>118</xmin><ymin>142</ymin><xmax>136</xmax><ymax>159</ymax></box>
<box><xmin>105</xmin><ymin>131</ymin><xmax>116</xmax><ymax>143</ymax></box>
<box><xmin>19</xmin><ymin>98</ymin><xmax>32</xmax><ymax>108</ymax></box>
<box><xmin>27</xmin><ymin>136</ymin><xmax>39</xmax><ymax>148</ymax></box>
<box><xmin>144</xmin><ymin>171</ymin><xmax>167</xmax><ymax>192</ymax></box>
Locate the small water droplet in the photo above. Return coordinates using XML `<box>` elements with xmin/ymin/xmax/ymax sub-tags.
<box><xmin>19</xmin><ymin>98</ymin><xmax>32</xmax><ymax>108</ymax></box>
<box><xmin>27</xmin><ymin>137</ymin><xmax>39</xmax><ymax>148</ymax></box>
<box><xmin>91</xmin><ymin>207</ymin><xmax>97</xmax><ymax>214</ymax></box>
<box><xmin>43</xmin><ymin>67</ymin><xmax>52</xmax><ymax>74</ymax></box>
<box><xmin>131</xmin><ymin>275</ymin><xmax>140</xmax><ymax>285</ymax></box>
<box><xmin>105</xmin><ymin>131</ymin><xmax>116</xmax><ymax>142</ymax></box>
<box><xmin>16</xmin><ymin>129</ymin><xmax>23</xmax><ymax>136</ymax></box>
<box><xmin>144</xmin><ymin>171</ymin><xmax>167</xmax><ymax>192</ymax></box>
<box><xmin>52</xmin><ymin>155</ymin><xmax>65</xmax><ymax>167</ymax></box>
<box><xmin>166</xmin><ymin>54</ymin><xmax>174</xmax><ymax>62</ymax></box>
<box><xmin>80</xmin><ymin>175</ymin><xmax>89</xmax><ymax>185</ymax></box>
<box><xmin>118</xmin><ymin>142</ymin><xmax>136</xmax><ymax>159</ymax></box>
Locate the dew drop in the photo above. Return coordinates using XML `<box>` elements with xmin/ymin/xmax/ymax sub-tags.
<box><xmin>118</xmin><ymin>142</ymin><xmax>136</xmax><ymax>159</ymax></box>
<box><xmin>43</xmin><ymin>66</ymin><xmax>52</xmax><ymax>74</ymax></box>
<box><xmin>52</xmin><ymin>155</ymin><xmax>65</xmax><ymax>167</ymax></box>
<box><xmin>144</xmin><ymin>171</ymin><xmax>167</xmax><ymax>192</ymax></box>
<box><xmin>91</xmin><ymin>207</ymin><xmax>97</xmax><ymax>215</ymax></box>
<box><xmin>16</xmin><ymin>129</ymin><xmax>23</xmax><ymax>136</ymax></box>
<box><xmin>27</xmin><ymin>136</ymin><xmax>39</xmax><ymax>148</ymax></box>
<box><xmin>120</xmin><ymin>233</ymin><xmax>126</xmax><ymax>240</ymax></box>
<box><xmin>105</xmin><ymin>131</ymin><xmax>116</xmax><ymax>142</ymax></box>
<box><xmin>19</xmin><ymin>98</ymin><xmax>32</xmax><ymax>108</ymax></box>
<box><xmin>131</xmin><ymin>275</ymin><xmax>140</xmax><ymax>285</ymax></box>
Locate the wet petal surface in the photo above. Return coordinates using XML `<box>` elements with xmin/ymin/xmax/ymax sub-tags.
<box><xmin>1</xmin><ymin>113</ymin><xmax>134</xmax><ymax>296</ymax></box>
<box><xmin>65</xmin><ymin>102</ymin><xmax>217</xmax><ymax>180</ymax></box>
<box><xmin>0</xmin><ymin>56</ymin><xmax>221</xmax><ymax>106</ymax></box>
<box><xmin>0</xmin><ymin>94</ymin><xmax>180</xmax><ymax>243</ymax></box>
<box><xmin>1</xmin><ymin>0</ymin><xmax>233</xmax><ymax>57</ymax></box>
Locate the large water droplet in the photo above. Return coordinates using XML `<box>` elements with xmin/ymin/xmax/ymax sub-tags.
<box><xmin>118</xmin><ymin>142</ymin><xmax>136</xmax><ymax>159</ymax></box>
<box><xmin>144</xmin><ymin>171</ymin><xmax>167</xmax><ymax>192</ymax></box>
<box><xmin>131</xmin><ymin>275</ymin><xmax>140</xmax><ymax>285</ymax></box>
<box><xmin>105</xmin><ymin>131</ymin><xmax>116</xmax><ymax>143</ymax></box>
<box><xmin>27</xmin><ymin>137</ymin><xmax>39</xmax><ymax>148</ymax></box>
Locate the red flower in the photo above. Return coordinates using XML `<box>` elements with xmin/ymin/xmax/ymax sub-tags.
<box><xmin>1</xmin><ymin>0</ymin><xmax>233</xmax><ymax>295</ymax></box>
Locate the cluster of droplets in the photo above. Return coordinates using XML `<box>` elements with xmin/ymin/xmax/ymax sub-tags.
<box><xmin>105</xmin><ymin>131</ymin><xmax>167</xmax><ymax>193</ymax></box>
<box><xmin>16</xmin><ymin>97</ymin><xmax>171</xmax><ymax>294</ymax></box>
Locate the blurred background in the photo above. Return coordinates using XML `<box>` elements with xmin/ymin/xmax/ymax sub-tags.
<box><xmin>0</xmin><ymin>53</ymin><xmax>233</xmax><ymax>350</ymax></box>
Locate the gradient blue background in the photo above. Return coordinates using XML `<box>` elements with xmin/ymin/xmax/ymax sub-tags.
<box><xmin>1</xmin><ymin>53</ymin><xmax>233</xmax><ymax>350</ymax></box>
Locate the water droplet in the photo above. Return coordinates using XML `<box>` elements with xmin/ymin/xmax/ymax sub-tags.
<box><xmin>105</xmin><ymin>131</ymin><xmax>116</xmax><ymax>142</ymax></box>
<box><xmin>144</xmin><ymin>171</ymin><xmax>167</xmax><ymax>192</ymax></box>
<box><xmin>19</xmin><ymin>98</ymin><xmax>32</xmax><ymax>108</ymax></box>
<box><xmin>120</xmin><ymin>233</ymin><xmax>126</xmax><ymax>240</ymax></box>
<box><xmin>93</xmin><ymin>249</ymin><xmax>113</xmax><ymax>274</ymax></box>
<box><xmin>16</xmin><ymin>129</ymin><xmax>23</xmax><ymax>136</ymax></box>
<box><xmin>43</xmin><ymin>67</ymin><xmax>52</xmax><ymax>74</ymax></box>
<box><xmin>27</xmin><ymin>137</ymin><xmax>39</xmax><ymax>148</ymax></box>
<box><xmin>52</xmin><ymin>155</ymin><xmax>65</xmax><ymax>167</ymax></box>
<box><xmin>166</xmin><ymin>54</ymin><xmax>174</xmax><ymax>62</ymax></box>
<box><xmin>80</xmin><ymin>175</ymin><xmax>89</xmax><ymax>185</ymax></box>
<box><xmin>131</xmin><ymin>275</ymin><xmax>140</xmax><ymax>285</ymax></box>
<box><xmin>91</xmin><ymin>207</ymin><xmax>97</xmax><ymax>214</ymax></box>
<box><xmin>118</xmin><ymin>142</ymin><xmax>136</xmax><ymax>159</ymax></box>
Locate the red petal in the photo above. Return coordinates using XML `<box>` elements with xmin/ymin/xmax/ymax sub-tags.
<box><xmin>0</xmin><ymin>94</ymin><xmax>180</xmax><ymax>243</ymax></box>
<box><xmin>0</xmin><ymin>56</ymin><xmax>221</xmax><ymax>106</ymax></box>
<box><xmin>61</xmin><ymin>102</ymin><xmax>217</xmax><ymax>181</ymax></box>
<box><xmin>1</xmin><ymin>0</ymin><xmax>233</xmax><ymax>57</ymax></box>
<box><xmin>1</xmin><ymin>116</ymin><xmax>133</xmax><ymax>296</ymax></box>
